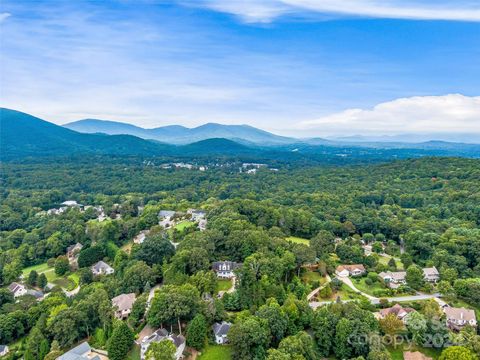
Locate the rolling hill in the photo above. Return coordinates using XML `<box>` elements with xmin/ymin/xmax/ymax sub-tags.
<box><xmin>63</xmin><ymin>119</ymin><xmax>296</xmax><ymax>145</ymax></box>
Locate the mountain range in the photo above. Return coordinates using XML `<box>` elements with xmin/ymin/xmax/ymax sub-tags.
<box><xmin>64</xmin><ymin>119</ymin><xmax>295</xmax><ymax>145</ymax></box>
<box><xmin>2</xmin><ymin>108</ymin><xmax>480</xmax><ymax>160</ymax></box>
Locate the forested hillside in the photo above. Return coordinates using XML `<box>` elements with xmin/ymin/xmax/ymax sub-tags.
<box><xmin>1</xmin><ymin>156</ymin><xmax>479</xmax><ymax>360</ymax></box>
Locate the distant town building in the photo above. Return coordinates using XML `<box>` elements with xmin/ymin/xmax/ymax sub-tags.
<box><xmin>112</xmin><ymin>293</ymin><xmax>136</xmax><ymax>319</ymax></box>
<box><xmin>212</xmin><ymin>261</ymin><xmax>241</xmax><ymax>279</ymax></box>
<box><xmin>91</xmin><ymin>261</ymin><xmax>114</xmax><ymax>276</ymax></box>
<box><xmin>335</xmin><ymin>264</ymin><xmax>366</xmax><ymax>277</ymax></box>
<box><xmin>444</xmin><ymin>307</ymin><xmax>477</xmax><ymax>331</ymax></box>
<box><xmin>8</xmin><ymin>282</ymin><xmax>27</xmax><ymax>298</ymax></box>
<box><xmin>213</xmin><ymin>321</ymin><xmax>232</xmax><ymax>344</ymax></box>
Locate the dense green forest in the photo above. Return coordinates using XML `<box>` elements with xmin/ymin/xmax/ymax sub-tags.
<box><xmin>0</xmin><ymin>156</ymin><xmax>479</xmax><ymax>360</ymax></box>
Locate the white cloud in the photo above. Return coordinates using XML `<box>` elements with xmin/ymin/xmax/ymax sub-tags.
<box><xmin>298</xmin><ymin>94</ymin><xmax>480</xmax><ymax>136</ymax></box>
<box><xmin>0</xmin><ymin>12</ymin><xmax>11</xmax><ymax>23</ymax></box>
<box><xmin>184</xmin><ymin>0</ymin><xmax>480</xmax><ymax>22</ymax></box>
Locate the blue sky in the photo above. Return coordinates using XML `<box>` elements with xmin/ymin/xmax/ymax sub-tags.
<box><xmin>1</xmin><ymin>0</ymin><xmax>479</xmax><ymax>136</ymax></box>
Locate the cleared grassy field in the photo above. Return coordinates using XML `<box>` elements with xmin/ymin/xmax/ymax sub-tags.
<box><xmin>378</xmin><ymin>255</ymin><xmax>404</xmax><ymax>270</ymax></box>
<box><xmin>286</xmin><ymin>236</ymin><xmax>310</xmax><ymax>246</ymax></box>
<box><xmin>387</xmin><ymin>345</ymin><xmax>441</xmax><ymax>359</ymax></box>
<box><xmin>301</xmin><ymin>271</ymin><xmax>325</xmax><ymax>285</ymax></box>
<box><xmin>22</xmin><ymin>262</ymin><xmax>50</xmax><ymax>276</ymax></box>
<box><xmin>351</xmin><ymin>277</ymin><xmax>386</xmax><ymax>295</ymax></box>
<box><xmin>175</xmin><ymin>221</ymin><xmax>195</xmax><ymax>231</ymax></box>
<box><xmin>199</xmin><ymin>345</ymin><xmax>232</xmax><ymax>360</ymax></box>
<box><xmin>126</xmin><ymin>345</ymin><xmax>141</xmax><ymax>360</ymax></box>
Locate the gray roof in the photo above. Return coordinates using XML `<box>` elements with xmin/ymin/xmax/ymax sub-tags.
<box><xmin>57</xmin><ymin>341</ymin><xmax>91</xmax><ymax>360</ymax></box>
<box><xmin>0</xmin><ymin>345</ymin><xmax>7</xmax><ymax>352</ymax></box>
<box><xmin>170</xmin><ymin>334</ymin><xmax>185</xmax><ymax>348</ymax></box>
<box><xmin>213</xmin><ymin>322</ymin><xmax>231</xmax><ymax>337</ymax></box>
<box><xmin>212</xmin><ymin>261</ymin><xmax>241</xmax><ymax>272</ymax></box>
<box><xmin>92</xmin><ymin>261</ymin><xmax>113</xmax><ymax>272</ymax></box>
<box><xmin>8</xmin><ymin>282</ymin><xmax>23</xmax><ymax>292</ymax></box>
<box><xmin>423</xmin><ymin>267</ymin><xmax>439</xmax><ymax>277</ymax></box>
<box><xmin>159</xmin><ymin>210</ymin><xmax>176</xmax><ymax>218</ymax></box>
<box><xmin>26</xmin><ymin>289</ymin><xmax>44</xmax><ymax>299</ymax></box>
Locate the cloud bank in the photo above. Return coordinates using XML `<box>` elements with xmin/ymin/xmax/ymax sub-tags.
<box><xmin>298</xmin><ymin>94</ymin><xmax>480</xmax><ymax>136</ymax></box>
<box><xmin>185</xmin><ymin>0</ymin><xmax>480</xmax><ymax>23</ymax></box>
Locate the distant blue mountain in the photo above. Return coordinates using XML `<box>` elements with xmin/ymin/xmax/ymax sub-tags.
<box><xmin>64</xmin><ymin>119</ymin><xmax>296</xmax><ymax>145</ymax></box>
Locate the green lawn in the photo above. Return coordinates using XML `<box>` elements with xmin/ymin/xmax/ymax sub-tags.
<box><xmin>387</xmin><ymin>345</ymin><xmax>442</xmax><ymax>359</ymax></box>
<box><xmin>217</xmin><ymin>279</ymin><xmax>233</xmax><ymax>292</ymax></box>
<box><xmin>301</xmin><ymin>271</ymin><xmax>325</xmax><ymax>285</ymax></box>
<box><xmin>22</xmin><ymin>262</ymin><xmax>50</xmax><ymax>276</ymax></box>
<box><xmin>286</xmin><ymin>236</ymin><xmax>310</xmax><ymax>246</ymax></box>
<box><xmin>351</xmin><ymin>277</ymin><xmax>386</xmax><ymax>295</ymax></box>
<box><xmin>198</xmin><ymin>345</ymin><xmax>232</xmax><ymax>360</ymax></box>
<box><xmin>126</xmin><ymin>345</ymin><xmax>141</xmax><ymax>360</ymax></box>
<box><xmin>379</xmin><ymin>255</ymin><xmax>404</xmax><ymax>270</ymax></box>
<box><xmin>175</xmin><ymin>221</ymin><xmax>195</xmax><ymax>231</ymax></box>
<box><xmin>318</xmin><ymin>283</ymin><xmax>363</xmax><ymax>301</ymax></box>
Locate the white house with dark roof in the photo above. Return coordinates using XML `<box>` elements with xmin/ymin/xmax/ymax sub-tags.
<box><xmin>112</xmin><ymin>293</ymin><xmax>136</xmax><ymax>319</ymax></box>
<box><xmin>8</xmin><ymin>282</ymin><xmax>27</xmax><ymax>298</ymax></box>
<box><xmin>213</xmin><ymin>321</ymin><xmax>231</xmax><ymax>344</ymax></box>
<box><xmin>0</xmin><ymin>345</ymin><xmax>9</xmax><ymax>357</ymax></box>
<box><xmin>140</xmin><ymin>329</ymin><xmax>185</xmax><ymax>360</ymax></box>
<box><xmin>378</xmin><ymin>271</ymin><xmax>407</xmax><ymax>288</ymax></box>
<box><xmin>159</xmin><ymin>210</ymin><xmax>176</xmax><ymax>229</ymax></box>
<box><xmin>187</xmin><ymin>209</ymin><xmax>206</xmax><ymax>222</ymax></box>
<box><xmin>212</xmin><ymin>261</ymin><xmax>241</xmax><ymax>279</ymax></box>
<box><xmin>91</xmin><ymin>261</ymin><xmax>114</xmax><ymax>276</ymax></box>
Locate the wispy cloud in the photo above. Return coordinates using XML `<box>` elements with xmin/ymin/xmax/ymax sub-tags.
<box><xmin>182</xmin><ymin>0</ymin><xmax>480</xmax><ymax>23</ymax></box>
<box><xmin>0</xmin><ymin>12</ymin><xmax>11</xmax><ymax>23</ymax></box>
<box><xmin>297</xmin><ymin>94</ymin><xmax>480</xmax><ymax>136</ymax></box>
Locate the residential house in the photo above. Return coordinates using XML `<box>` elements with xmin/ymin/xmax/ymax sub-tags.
<box><xmin>159</xmin><ymin>210</ymin><xmax>176</xmax><ymax>229</ymax></box>
<box><xmin>403</xmin><ymin>351</ymin><xmax>432</xmax><ymax>360</ymax></box>
<box><xmin>8</xmin><ymin>282</ymin><xmax>27</xmax><ymax>298</ymax></box>
<box><xmin>112</xmin><ymin>293</ymin><xmax>136</xmax><ymax>319</ymax></box>
<box><xmin>91</xmin><ymin>261</ymin><xmax>114</xmax><ymax>276</ymax></box>
<box><xmin>213</xmin><ymin>321</ymin><xmax>231</xmax><ymax>344</ymax></box>
<box><xmin>379</xmin><ymin>304</ymin><xmax>415</xmax><ymax>323</ymax></box>
<box><xmin>133</xmin><ymin>230</ymin><xmax>150</xmax><ymax>244</ymax></box>
<box><xmin>335</xmin><ymin>264</ymin><xmax>366</xmax><ymax>277</ymax></box>
<box><xmin>61</xmin><ymin>200</ymin><xmax>82</xmax><ymax>207</ymax></box>
<box><xmin>423</xmin><ymin>267</ymin><xmax>440</xmax><ymax>283</ymax></box>
<box><xmin>0</xmin><ymin>346</ymin><xmax>9</xmax><ymax>357</ymax></box>
<box><xmin>198</xmin><ymin>219</ymin><xmax>207</xmax><ymax>231</ymax></box>
<box><xmin>378</xmin><ymin>271</ymin><xmax>407</xmax><ymax>289</ymax></box>
<box><xmin>26</xmin><ymin>289</ymin><xmax>44</xmax><ymax>300</ymax></box>
<box><xmin>444</xmin><ymin>307</ymin><xmax>477</xmax><ymax>331</ymax></box>
<box><xmin>140</xmin><ymin>329</ymin><xmax>185</xmax><ymax>360</ymax></box>
<box><xmin>212</xmin><ymin>261</ymin><xmax>241</xmax><ymax>279</ymax></box>
<box><xmin>187</xmin><ymin>209</ymin><xmax>206</xmax><ymax>221</ymax></box>
<box><xmin>67</xmin><ymin>242</ymin><xmax>83</xmax><ymax>266</ymax></box>
<box><xmin>56</xmin><ymin>341</ymin><xmax>104</xmax><ymax>360</ymax></box>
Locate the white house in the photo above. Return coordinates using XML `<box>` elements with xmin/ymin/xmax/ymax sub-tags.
<box><xmin>91</xmin><ymin>261</ymin><xmax>114</xmax><ymax>276</ymax></box>
<box><xmin>159</xmin><ymin>210</ymin><xmax>176</xmax><ymax>229</ymax></box>
<box><xmin>213</xmin><ymin>321</ymin><xmax>231</xmax><ymax>344</ymax></box>
<box><xmin>198</xmin><ymin>219</ymin><xmax>207</xmax><ymax>231</ymax></box>
<box><xmin>212</xmin><ymin>261</ymin><xmax>241</xmax><ymax>279</ymax></box>
<box><xmin>8</xmin><ymin>282</ymin><xmax>27</xmax><ymax>298</ymax></box>
<box><xmin>335</xmin><ymin>264</ymin><xmax>366</xmax><ymax>277</ymax></box>
<box><xmin>378</xmin><ymin>271</ymin><xmax>407</xmax><ymax>288</ymax></box>
<box><xmin>444</xmin><ymin>307</ymin><xmax>477</xmax><ymax>331</ymax></box>
<box><xmin>112</xmin><ymin>293</ymin><xmax>136</xmax><ymax>319</ymax></box>
<box><xmin>187</xmin><ymin>209</ymin><xmax>206</xmax><ymax>222</ymax></box>
<box><xmin>56</xmin><ymin>341</ymin><xmax>98</xmax><ymax>360</ymax></box>
<box><xmin>133</xmin><ymin>230</ymin><xmax>150</xmax><ymax>244</ymax></box>
<box><xmin>140</xmin><ymin>329</ymin><xmax>185</xmax><ymax>360</ymax></box>
<box><xmin>0</xmin><ymin>345</ymin><xmax>9</xmax><ymax>357</ymax></box>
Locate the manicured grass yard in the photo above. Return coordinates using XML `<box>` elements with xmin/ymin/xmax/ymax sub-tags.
<box><xmin>379</xmin><ymin>255</ymin><xmax>404</xmax><ymax>270</ymax></box>
<box><xmin>22</xmin><ymin>262</ymin><xmax>50</xmax><ymax>276</ymax></box>
<box><xmin>387</xmin><ymin>345</ymin><xmax>442</xmax><ymax>359</ymax></box>
<box><xmin>198</xmin><ymin>345</ymin><xmax>232</xmax><ymax>360</ymax></box>
<box><xmin>217</xmin><ymin>279</ymin><xmax>233</xmax><ymax>292</ymax></box>
<box><xmin>352</xmin><ymin>277</ymin><xmax>386</xmax><ymax>295</ymax></box>
<box><xmin>286</xmin><ymin>236</ymin><xmax>310</xmax><ymax>246</ymax></box>
<box><xmin>175</xmin><ymin>221</ymin><xmax>195</xmax><ymax>231</ymax></box>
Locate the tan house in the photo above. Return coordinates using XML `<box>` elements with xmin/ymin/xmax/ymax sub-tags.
<box><xmin>378</xmin><ymin>271</ymin><xmax>407</xmax><ymax>288</ymax></box>
<box><xmin>112</xmin><ymin>293</ymin><xmax>136</xmax><ymax>319</ymax></box>
<box><xmin>422</xmin><ymin>267</ymin><xmax>440</xmax><ymax>283</ymax></box>
<box><xmin>444</xmin><ymin>307</ymin><xmax>477</xmax><ymax>330</ymax></box>
<box><xmin>335</xmin><ymin>264</ymin><xmax>366</xmax><ymax>277</ymax></box>
<box><xmin>379</xmin><ymin>303</ymin><xmax>415</xmax><ymax>323</ymax></box>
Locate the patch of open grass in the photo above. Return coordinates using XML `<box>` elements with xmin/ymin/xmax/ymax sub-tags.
<box><xmin>286</xmin><ymin>236</ymin><xmax>310</xmax><ymax>246</ymax></box>
<box><xmin>126</xmin><ymin>345</ymin><xmax>141</xmax><ymax>360</ymax></box>
<box><xmin>175</xmin><ymin>221</ymin><xmax>195</xmax><ymax>231</ymax></box>
<box><xmin>217</xmin><ymin>279</ymin><xmax>233</xmax><ymax>292</ymax></box>
<box><xmin>351</xmin><ymin>277</ymin><xmax>386</xmax><ymax>295</ymax></box>
<box><xmin>301</xmin><ymin>271</ymin><xmax>325</xmax><ymax>285</ymax></box>
<box><xmin>387</xmin><ymin>344</ymin><xmax>442</xmax><ymax>359</ymax></box>
<box><xmin>198</xmin><ymin>345</ymin><xmax>232</xmax><ymax>360</ymax></box>
<box><xmin>379</xmin><ymin>255</ymin><xmax>404</xmax><ymax>270</ymax></box>
<box><xmin>22</xmin><ymin>262</ymin><xmax>50</xmax><ymax>276</ymax></box>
